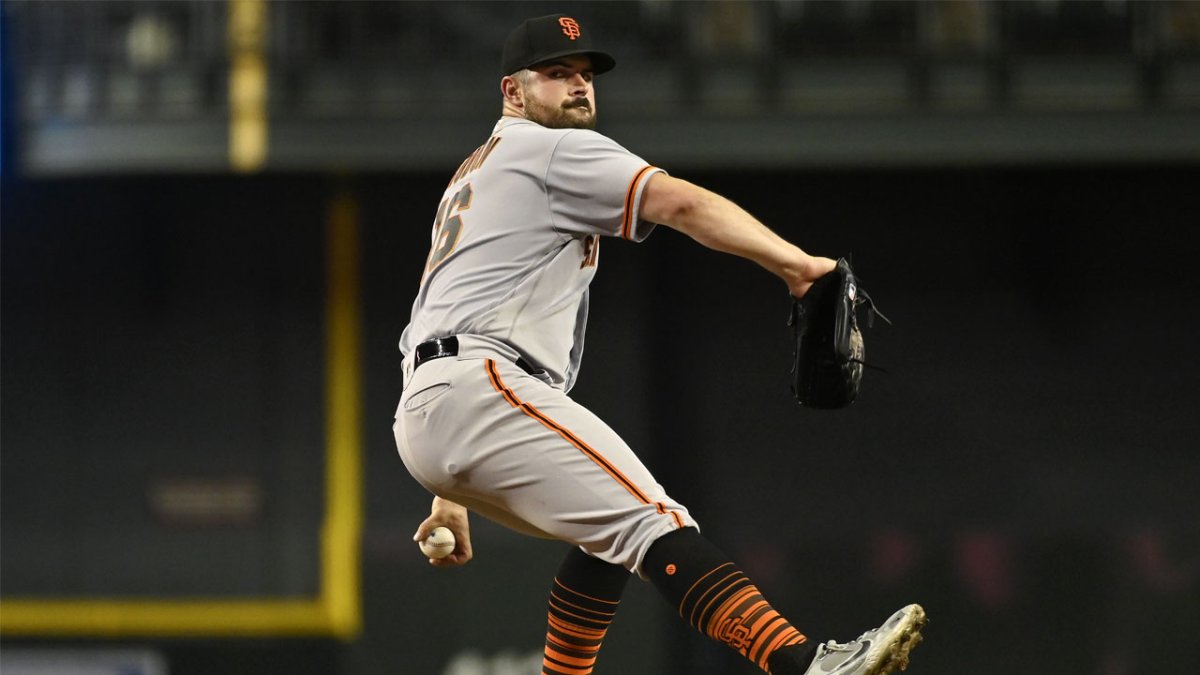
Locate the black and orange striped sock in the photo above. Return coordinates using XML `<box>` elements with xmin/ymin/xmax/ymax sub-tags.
<box><xmin>542</xmin><ymin>547</ymin><xmax>629</xmax><ymax>675</ymax></box>
<box><xmin>644</xmin><ymin>528</ymin><xmax>817</xmax><ymax>674</ymax></box>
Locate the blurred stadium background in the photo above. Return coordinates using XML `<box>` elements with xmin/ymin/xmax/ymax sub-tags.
<box><xmin>1</xmin><ymin>1</ymin><xmax>1198</xmax><ymax>674</ymax></box>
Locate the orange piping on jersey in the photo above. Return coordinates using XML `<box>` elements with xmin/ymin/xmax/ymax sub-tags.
<box><xmin>488</xmin><ymin>364</ymin><xmax>523</xmax><ymax>408</ymax></box>
<box><xmin>666</xmin><ymin>508</ymin><xmax>684</xmax><ymax>528</ymax></box>
<box><xmin>621</xmin><ymin>166</ymin><xmax>657</xmax><ymax>240</ymax></box>
<box><xmin>485</xmin><ymin>360</ymin><xmax>684</xmax><ymax>527</ymax></box>
<box><xmin>485</xmin><ymin>360</ymin><xmax>648</xmax><ymax>504</ymax></box>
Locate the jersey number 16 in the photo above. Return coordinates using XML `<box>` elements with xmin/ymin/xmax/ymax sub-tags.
<box><xmin>425</xmin><ymin>183</ymin><xmax>473</xmax><ymax>276</ymax></box>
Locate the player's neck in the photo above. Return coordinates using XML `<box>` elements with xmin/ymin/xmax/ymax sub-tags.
<box><xmin>501</xmin><ymin>102</ymin><xmax>524</xmax><ymax>120</ymax></box>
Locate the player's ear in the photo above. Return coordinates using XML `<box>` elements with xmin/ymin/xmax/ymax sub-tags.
<box><xmin>501</xmin><ymin>75</ymin><xmax>523</xmax><ymax>108</ymax></box>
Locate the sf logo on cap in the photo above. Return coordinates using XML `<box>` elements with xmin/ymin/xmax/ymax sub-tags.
<box><xmin>559</xmin><ymin>17</ymin><xmax>581</xmax><ymax>40</ymax></box>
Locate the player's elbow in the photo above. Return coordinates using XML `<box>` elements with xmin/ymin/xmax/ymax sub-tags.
<box><xmin>640</xmin><ymin>174</ymin><xmax>704</xmax><ymax>231</ymax></box>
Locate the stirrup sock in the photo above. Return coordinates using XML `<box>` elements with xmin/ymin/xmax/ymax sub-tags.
<box><xmin>644</xmin><ymin>527</ymin><xmax>813</xmax><ymax>673</ymax></box>
<box><xmin>542</xmin><ymin>547</ymin><xmax>629</xmax><ymax>675</ymax></box>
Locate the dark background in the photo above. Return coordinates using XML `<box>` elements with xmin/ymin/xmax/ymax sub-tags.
<box><xmin>4</xmin><ymin>1</ymin><xmax>1200</xmax><ymax>674</ymax></box>
<box><xmin>4</xmin><ymin>165</ymin><xmax>1198</xmax><ymax>674</ymax></box>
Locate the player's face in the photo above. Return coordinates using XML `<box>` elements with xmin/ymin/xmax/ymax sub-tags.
<box><xmin>520</xmin><ymin>56</ymin><xmax>597</xmax><ymax>130</ymax></box>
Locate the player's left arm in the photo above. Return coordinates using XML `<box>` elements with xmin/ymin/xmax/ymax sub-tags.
<box><xmin>639</xmin><ymin>173</ymin><xmax>836</xmax><ymax>298</ymax></box>
<box><xmin>414</xmin><ymin>496</ymin><xmax>474</xmax><ymax>568</ymax></box>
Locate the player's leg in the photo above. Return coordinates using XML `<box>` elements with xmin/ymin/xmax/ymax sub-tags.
<box><xmin>399</xmin><ymin>357</ymin><xmax>698</xmax><ymax>566</ymax></box>
<box><xmin>641</xmin><ymin>528</ymin><xmax>926</xmax><ymax>675</ymax></box>
<box><xmin>429</xmin><ymin>359</ymin><xmax>822</xmax><ymax>673</ymax></box>
<box><xmin>436</xmin><ymin>361</ymin><xmax>812</xmax><ymax>672</ymax></box>
<box><xmin>640</xmin><ymin>526</ymin><xmax>815</xmax><ymax>673</ymax></box>
<box><xmin>397</xmin><ymin>358</ymin><xmax>924</xmax><ymax>673</ymax></box>
<box><xmin>540</xmin><ymin>546</ymin><xmax>629</xmax><ymax>675</ymax></box>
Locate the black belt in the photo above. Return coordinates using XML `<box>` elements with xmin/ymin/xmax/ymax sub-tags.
<box><xmin>413</xmin><ymin>336</ymin><xmax>539</xmax><ymax>376</ymax></box>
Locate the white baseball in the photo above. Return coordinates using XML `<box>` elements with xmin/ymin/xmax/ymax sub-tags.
<box><xmin>419</xmin><ymin>526</ymin><xmax>456</xmax><ymax>559</ymax></box>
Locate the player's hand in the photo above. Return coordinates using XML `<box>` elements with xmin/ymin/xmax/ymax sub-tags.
<box><xmin>414</xmin><ymin>496</ymin><xmax>473</xmax><ymax>568</ymax></box>
<box><xmin>788</xmin><ymin>255</ymin><xmax>838</xmax><ymax>299</ymax></box>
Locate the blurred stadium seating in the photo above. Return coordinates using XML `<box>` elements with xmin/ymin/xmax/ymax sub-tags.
<box><xmin>4</xmin><ymin>0</ymin><xmax>1200</xmax><ymax>172</ymax></box>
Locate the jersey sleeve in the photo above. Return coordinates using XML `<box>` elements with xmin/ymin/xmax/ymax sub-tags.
<box><xmin>545</xmin><ymin>130</ymin><xmax>665</xmax><ymax>242</ymax></box>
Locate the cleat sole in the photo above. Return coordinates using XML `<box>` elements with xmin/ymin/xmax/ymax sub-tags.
<box><xmin>869</xmin><ymin>604</ymin><xmax>927</xmax><ymax>675</ymax></box>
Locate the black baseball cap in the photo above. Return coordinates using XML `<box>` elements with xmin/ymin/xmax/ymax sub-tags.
<box><xmin>501</xmin><ymin>14</ymin><xmax>616</xmax><ymax>76</ymax></box>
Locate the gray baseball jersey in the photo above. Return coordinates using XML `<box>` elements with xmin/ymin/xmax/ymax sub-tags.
<box><xmin>399</xmin><ymin>117</ymin><xmax>663</xmax><ymax>392</ymax></box>
<box><xmin>394</xmin><ymin>117</ymin><xmax>697</xmax><ymax>573</ymax></box>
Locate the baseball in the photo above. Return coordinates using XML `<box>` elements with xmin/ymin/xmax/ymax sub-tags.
<box><xmin>419</xmin><ymin>526</ymin><xmax>456</xmax><ymax>559</ymax></box>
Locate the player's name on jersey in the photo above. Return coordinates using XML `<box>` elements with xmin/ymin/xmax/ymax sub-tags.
<box><xmin>450</xmin><ymin>136</ymin><xmax>502</xmax><ymax>186</ymax></box>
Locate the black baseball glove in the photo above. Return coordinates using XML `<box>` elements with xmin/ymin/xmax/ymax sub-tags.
<box><xmin>788</xmin><ymin>258</ymin><xmax>889</xmax><ymax>409</ymax></box>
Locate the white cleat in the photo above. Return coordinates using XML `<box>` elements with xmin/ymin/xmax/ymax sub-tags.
<box><xmin>802</xmin><ymin>604</ymin><xmax>927</xmax><ymax>675</ymax></box>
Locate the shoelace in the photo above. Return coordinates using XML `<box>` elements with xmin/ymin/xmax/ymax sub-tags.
<box><xmin>850</xmin><ymin>286</ymin><xmax>892</xmax><ymax>374</ymax></box>
<box><xmin>847</xmin><ymin>356</ymin><xmax>889</xmax><ymax>374</ymax></box>
<box><xmin>855</xmin><ymin>287</ymin><xmax>891</xmax><ymax>328</ymax></box>
<box><xmin>822</xmin><ymin>623</ymin><xmax>878</xmax><ymax>653</ymax></box>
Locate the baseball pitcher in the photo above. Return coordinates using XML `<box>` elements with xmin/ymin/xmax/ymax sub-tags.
<box><xmin>394</xmin><ymin>14</ymin><xmax>925</xmax><ymax>675</ymax></box>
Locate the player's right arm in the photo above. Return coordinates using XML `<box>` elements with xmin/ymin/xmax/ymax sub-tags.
<box><xmin>413</xmin><ymin>496</ymin><xmax>474</xmax><ymax>568</ymax></box>
<box><xmin>639</xmin><ymin>173</ymin><xmax>836</xmax><ymax>298</ymax></box>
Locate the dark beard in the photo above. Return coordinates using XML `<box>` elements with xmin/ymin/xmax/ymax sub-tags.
<box><xmin>525</xmin><ymin>99</ymin><xmax>596</xmax><ymax>130</ymax></box>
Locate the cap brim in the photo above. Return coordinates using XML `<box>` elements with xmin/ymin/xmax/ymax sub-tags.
<box><xmin>520</xmin><ymin>49</ymin><xmax>616</xmax><ymax>75</ymax></box>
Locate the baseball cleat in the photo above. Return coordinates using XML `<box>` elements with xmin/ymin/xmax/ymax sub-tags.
<box><xmin>802</xmin><ymin>604</ymin><xmax>926</xmax><ymax>675</ymax></box>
